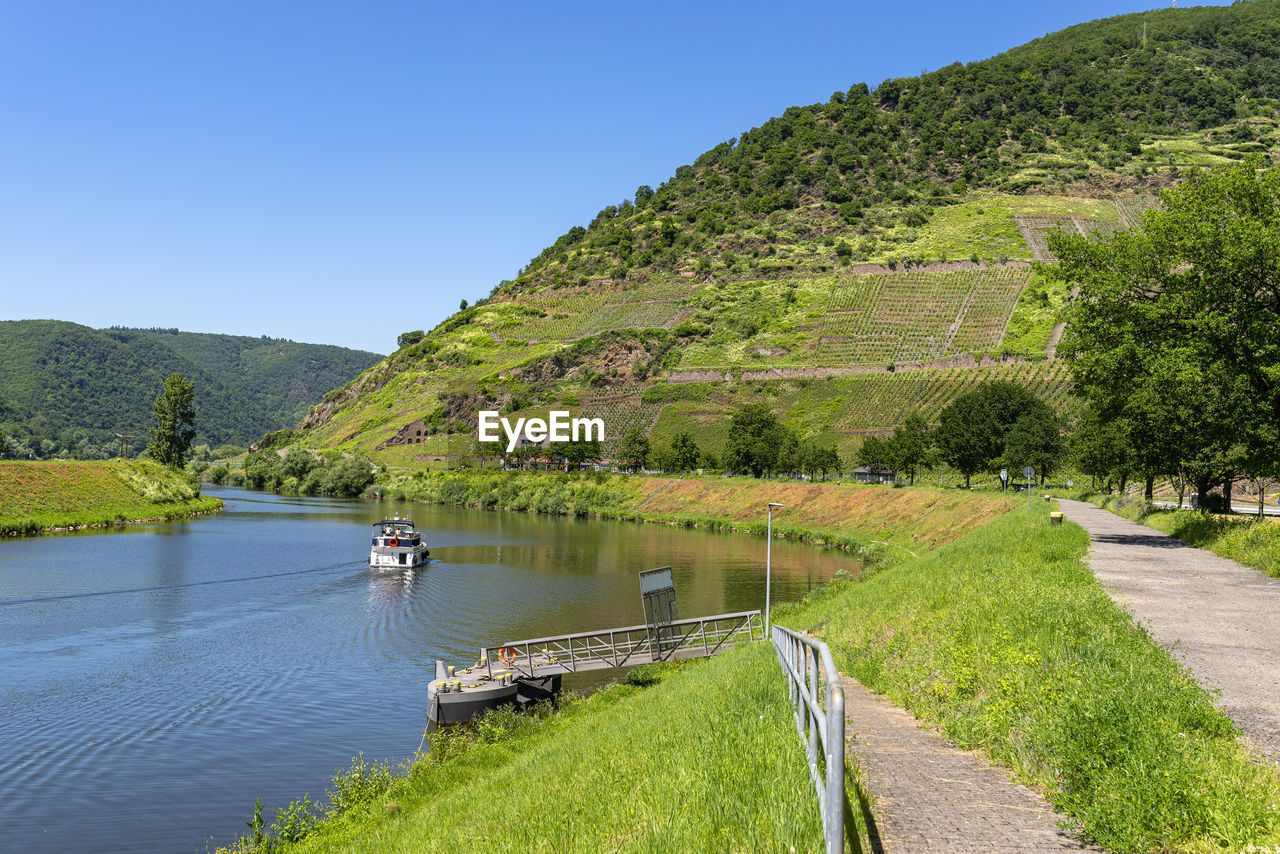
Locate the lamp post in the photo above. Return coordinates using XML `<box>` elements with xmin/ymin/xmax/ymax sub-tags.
<box><xmin>766</xmin><ymin>502</ymin><xmax>785</xmax><ymax>634</ymax></box>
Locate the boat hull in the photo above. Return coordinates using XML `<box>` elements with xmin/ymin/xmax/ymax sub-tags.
<box><xmin>369</xmin><ymin>543</ymin><xmax>430</xmax><ymax>569</ymax></box>
<box><xmin>425</xmin><ymin>663</ymin><xmax>562</xmax><ymax>730</ymax></box>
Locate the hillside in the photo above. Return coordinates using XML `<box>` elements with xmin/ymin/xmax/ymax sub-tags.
<box><xmin>132</xmin><ymin>329</ymin><xmax>384</xmax><ymax>433</ymax></box>
<box><xmin>0</xmin><ymin>321</ymin><xmax>381</xmax><ymax>458</ymax></box>
<box><xmin>289</xmin><ymin>1</ymin><xmax>1280</xmax><ymax>464</ymax></box>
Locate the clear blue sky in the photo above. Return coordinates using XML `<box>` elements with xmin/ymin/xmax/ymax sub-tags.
<box><xmin>0</xmin><ymin>1</ymin><xmax>1211</xmax><ymax>355</ymax></box>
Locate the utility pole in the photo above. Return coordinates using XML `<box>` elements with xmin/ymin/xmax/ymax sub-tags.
<box><xmin>766</xmin><ymin>502</ymin><xmax>785</xmax><ymax>634</ymax></box>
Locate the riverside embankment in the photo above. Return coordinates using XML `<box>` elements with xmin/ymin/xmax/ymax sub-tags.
<box><xmin>373</xmin><ymin>469</ymin><xmax>1015</xmax><ymax>562</ymax></box>
<box><xmin>0</xmin><ymin>459</ymin><xmax>221</xmax><ymax>536</ymax></box>
<box><xmin>231</xmin><ymin>485</ymin><xmax>1280</xmax><ymax>854</ymax></box>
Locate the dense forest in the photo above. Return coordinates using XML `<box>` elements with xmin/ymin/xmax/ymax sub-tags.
<box><xmin>0</xmin><ymin>321</ymin><xmax>381</xmax><ymax>459</ymax></box>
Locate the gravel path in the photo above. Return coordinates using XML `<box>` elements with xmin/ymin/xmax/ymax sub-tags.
<box><xmin>1058</xmin><ymin>499</ymin><xmax>1280</xmax><ymax>762</ymax></box>
<box><xmin>842</xmin><ymin>677</ymin><xmax>1093</xmax><ymax>852</ymax></box>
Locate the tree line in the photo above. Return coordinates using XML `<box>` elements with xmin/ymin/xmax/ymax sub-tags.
<box><xmin>856</xmin><ymin>382</ymin><xmax>1065</xmax><ymax>488</ymax></box>
<box><xmin>1049</xmin><ymin>158</ymin><xmax>1280</xmax><ymax>513</ymax></box>
<box><xmin>229</xmin><ymin>447</ymin><xmax>375</xmax><ymax>497</ymax></box>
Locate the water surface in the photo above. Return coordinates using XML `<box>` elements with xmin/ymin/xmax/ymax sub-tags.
<box><xmin>0</xmin><ymin>487</ymin><xmax>854</xmax><ymax>852</ymax></box>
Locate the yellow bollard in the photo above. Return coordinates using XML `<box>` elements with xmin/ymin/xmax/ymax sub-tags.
<box><xmin>1050</xmin><ymin>511</ymin><xmax>1064</xmax><ymax>526</ymax></box>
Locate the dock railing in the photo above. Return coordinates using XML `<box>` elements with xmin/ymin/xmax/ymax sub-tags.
<box><xmin>772</xmin><ymin>623</ymin><xmax>845</xmax><ymax>854</ymax></box>
<box><xmin>482</xmin><ymin>610</ymin><xmax>764</xmax><ymax>678</ymax></box>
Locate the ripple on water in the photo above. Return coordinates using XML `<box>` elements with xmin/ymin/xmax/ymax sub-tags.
<box><xmin>0</xmin><ymin>487</ymin><xmax>847</xmax><ymax>853</ymax></box>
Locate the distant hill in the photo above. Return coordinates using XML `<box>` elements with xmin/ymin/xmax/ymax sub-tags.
<box><xmin>0</xmin><ymin>320</ymin><xmax>382</xmax><ymax>458</ymax></box>
<box><xmin>132</xmin><ymin>328</ymin><xmax>385</xmax><ymax>432</ymax></box>
<box><xmin>247</xmin><ymin>2</ymin><xmax>1280</xmax><ymax>463</ymax></box>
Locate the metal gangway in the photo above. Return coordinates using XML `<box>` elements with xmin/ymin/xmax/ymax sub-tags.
<box><xmin>480</xmin><ymin>609</ymin><xmax>764</xmax><ymax>679</ymax></box>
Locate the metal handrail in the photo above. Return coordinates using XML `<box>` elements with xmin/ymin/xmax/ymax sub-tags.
<box><xmin>772</xmin><ymin>623</ymin><xmax>845</xmax><ymax>854</ymax></box>
<box><xmin>481</xmin><ymin>611</ymin><xmax>764</xmax><ymax>678</ymax></box>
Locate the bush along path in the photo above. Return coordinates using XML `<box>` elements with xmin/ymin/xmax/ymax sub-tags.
<box><xmin>1059</xmin><ymin>498</ymin><xmax>1280</xmax><ymax>763</ymax></box>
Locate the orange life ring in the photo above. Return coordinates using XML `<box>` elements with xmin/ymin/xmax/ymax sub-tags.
<box><xmin>388</xmin><ymin>537</ymin><xmax>399</xmax><ymax>547</ymax></box>
<box><xmin>499</xmin><ymin>647</ymin><xmax>517</xmax><ymax>666</ymax></box>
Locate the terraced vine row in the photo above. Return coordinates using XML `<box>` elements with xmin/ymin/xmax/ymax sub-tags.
<box><xmin>491</xmin><ymin>281</ymin><xmax>699</xmax><ymax>342</ymax></box>
<box><xmin>1113</xmin><ymin>196</ymin><xmax>1160</xmax><ymax>228</ymax></box>
<box><xmin>581</xmin><ymin>387</ymin><xmax>665</xmax><ymax>455</ymax></box>
<box><xmin>1016</xmin><ymin>214</ymin><xmax>1133</xmax><ymax>261</ymax></box>
<box><xmin>827</xmin><ymin>360</ymin><xmax>1077</xmax><ymax>431</ymax></box>
<box><xmin>813</xmin><ymin>268</ymin><xmax>1031</xmax><ymax>365</ymax></box>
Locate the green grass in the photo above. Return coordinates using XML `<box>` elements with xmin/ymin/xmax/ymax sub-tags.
<box><xmin>987</xmin><ymin>193</ymin><xmax>1123</xmax><ymax>221</ymax></box>
<box><xmin>777</xmin><ymin>504</ymin><xmax>1280</xmax><ymax>852</ymax></box>
<box><xmin>219</xmin><ymin>646</ymin><xmax>870</xmax><ymax>854</ymax></box>
<box><xmin>1001</xmin><ymin>270</ymin><xmax>1071</xmax><ymax>355</ymax></box>
<box><xmin>904</xmin><ymin>199</ymin><xmax>1032</xmax><ymax>262</ymax></box>
<box><xmin>0</xmin><ymin>460</ymin><xmax>222</xmax><ymax>536</ymax></box>
<box><xmin>1086</xmin><ymin>495</ymin><xmax>1280</xmax><ymax>579</ymax></box>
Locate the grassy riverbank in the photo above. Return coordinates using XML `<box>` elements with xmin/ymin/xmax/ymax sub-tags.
<box><xmin>1082</xmin><ymin>494</ymin><xmax>1280</xmax><ymax>579</ymax></box>
<box><xmin>221</xmin><ymin>647</ymin><xmax>870</xmax><ymax>854</ymax></box>
<box><xmin>375</xmin><ymin>469</ymin><xmax>1016</xmax><ymax>561</ymax></box>
<box><xmin>782</xmin><ymin>503</ymin><xmax>1280</xmax><ymax>852</ymax></box>
<box><xmin>0</xmin><ymin>460</ymin><xmax>221</xmax><ymax>536</ymax></box>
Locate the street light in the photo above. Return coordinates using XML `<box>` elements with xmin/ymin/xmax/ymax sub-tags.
<box><xmin>766</xmin><ymin>502</ymin><xmax>785</xmax><ymax>634</ymax></box>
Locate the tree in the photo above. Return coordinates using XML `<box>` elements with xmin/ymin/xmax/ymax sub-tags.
<box><xmin>242</xmin><ymin>451</ymin><xmax>277</xmax><ymax>489</ymax></box>
<box><xmin>774</xmin><ymin>430</ymin><xmax>803</xmax><ymax>476</ymax></box>
<box><xmin>1069</xmin><ymin>405</ymin><xmax>1133</xmax><ymax>493</ymax></box>
<box><xmin>885</xmin><ymin>413</ymin><xmax>931</xmax><ymax>485</ymax></box>
<box><xmin>618</xmin><ymin>428</ymin><xmax>650</xmax><ymax>472</ymax></box>
<box><xmin>669</xmin><ymin>431</ymin><xmax>702</xmax><ymax>472</ymax></box>
<box><xmin>280</xmin><ymin>446</ymin><xmax>318</xmax><ymax>481</ymax></box>
<box><xmin>725</xmin><ymin>403</ymin><xmax>793</xmax><ymax>478</ymax></box>
<box><xmin>1048</xmin><ymin>159</ymin><xmax>1280</xmax><ymax>510</ymax></box>
<box><xmin>147</xmin><ymin>373</ymin><xmax>196</xmax><ymax>468</ymax></box>
<box><xmin>397</xmin><ymin>330</ymin><xmax>425</xmax><ymax>349</ymax></box>
<box><xmin>562</xmin><ymin>437</ymin><xmax>601</xmax><ymax>472</ymax></box>
<box><xmin>801</xmin><ymin>442</ymin><xmax>841</xmax><ymax>481</ymax></box>
<box><xmin>855</xmin><ymin>435</ymin><xmax>890</xmax><ymax>472</ymax></box>
<box><xmin>0</xmin><ymin>428</ymin><xmax>8</xmax><ymax>458</ymax></box>
<box><xmin>1003</xmin><ymin>408</ymin><xmax>1065</xmax><ymax>484</ymax></box>
<box><xmin>934</xmin><ymin>390</ymin><xmax>1002</xmax><ymax>488</ymax></box>
<box><xmin>459</xmin><ymin>299</ymin><xmax>469</xmax><ymax>311</ymax></box>
<box><xmin>935</xmin><ymin>381</ymin><xmax>1057</xmax><ymax>488</ymax></box>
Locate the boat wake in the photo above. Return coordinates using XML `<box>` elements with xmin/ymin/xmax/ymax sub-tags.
<box><xmin>0</xmin><ymin>560</ymin><xmax>364</xmax><ymax>607</ymax></box>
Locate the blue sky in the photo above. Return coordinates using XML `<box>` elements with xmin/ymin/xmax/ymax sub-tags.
<box><xmin>0</xmin><ymin>1</ymin><xmax>1213</xmax><ymax>355</ymax></box>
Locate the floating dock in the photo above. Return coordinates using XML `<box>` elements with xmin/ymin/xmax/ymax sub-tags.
<box><xmin>426</xmin><ymin>567</ymin><xmax>764</xmax><ymax>728</ymax></box>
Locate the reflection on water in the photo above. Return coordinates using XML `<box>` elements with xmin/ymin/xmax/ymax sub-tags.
<box><xmin>0</xmin><ymin>486</ymin><xmax>858</xmax><ymax>853</ymax></box>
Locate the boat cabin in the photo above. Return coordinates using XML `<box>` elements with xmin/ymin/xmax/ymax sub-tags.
<box><xmin>369</xmin><ymin>518</ymin><xmax>429</xmax><ymax>568</ymax></box>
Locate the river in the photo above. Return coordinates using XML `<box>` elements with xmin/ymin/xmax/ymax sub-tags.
<box><xmin>0</xmin><ymin>486</ymin><xmax>854</xmax><ymax>853</ymax></box>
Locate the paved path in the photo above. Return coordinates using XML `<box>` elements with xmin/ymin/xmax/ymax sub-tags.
<box><xmin>1058</xmin><ymin>499</ymin><xmax>1280</xmax><ymax>762</ymax></box>
<box><xmin>842</xmin><ymin>677</ymin><xmax>1092</xmax><ymax>852</ymax></box>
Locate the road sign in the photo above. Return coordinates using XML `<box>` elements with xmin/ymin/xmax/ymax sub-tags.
<box><xmin>1022</xmin><ymin>466</ymin><xmax>1034</xmax><ymax>479</ymax></box>
<box><xmin>1000</xmin><ymin>468</ymin><xmax>1007</xmax><ymax>481</ymax></box>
